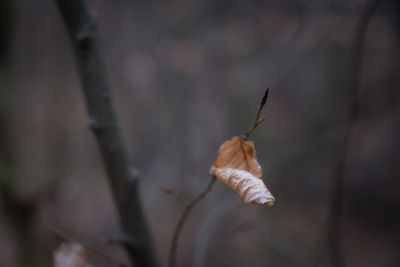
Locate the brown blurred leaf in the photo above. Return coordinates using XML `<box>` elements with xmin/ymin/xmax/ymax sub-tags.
<box><xmin>53</xmin><ymin>241</ymin><xmax>94</xmax><ymax>267</ymax></box>
<box><xmin>210</xmin><ymin>136</ymin><xmax>275</xmax><ymax>206</ymax></box>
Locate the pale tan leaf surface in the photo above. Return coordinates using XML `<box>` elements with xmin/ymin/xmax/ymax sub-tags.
<box><xmin>53</xmin><ymin>241</ymin><xmax>94</xmax><ymax>267</ymax></box>
<box><xmin>210</xmin><ymin>136</ymin><xmax>275</xmax><ymax>206</ymax></box>
<box><xmin>212</xmin><ymin>136</ymin><xmax>262</xmax><ymax>177</ymax></box>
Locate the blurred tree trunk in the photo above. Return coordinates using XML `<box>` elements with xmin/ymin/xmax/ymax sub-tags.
<box><xmin>55</xmin><ymin>0</ymin><xmax>161</xmax><ymax>266</ymax></box>
<box><xmin>0</xmin><ymin>1</ymin><xmax>42</xmax><ymax>267</ymax></box>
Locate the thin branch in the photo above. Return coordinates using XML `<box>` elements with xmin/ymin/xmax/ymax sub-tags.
<box><xmin>241</xmin><ymin>88</ymin><xmax>269</xmax><ymax>140</ymax></box>
<box><xmin>168</xmin><ymin>177</ymin><xmax>216</xmax><ymax>267</ymax></box>
<box><xmin>55</xmin><ymin>1</ymin><xmax>160</xmax><ymax>266</ymax></box>
<box><xmin>327</xmin><ymin>1</ymin><xmax>382</xmax><ymax>267</ymax></box>
<box><xmin>167</xmin><ymin>89</ymin><xmax>270</xmax><ymax>267</ymax></box>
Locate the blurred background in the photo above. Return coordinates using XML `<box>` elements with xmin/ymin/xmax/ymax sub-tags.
<box><xmin>0</xmin><ymin>0</ymin><xmax>399</xmax><ymax>266</ymax></box>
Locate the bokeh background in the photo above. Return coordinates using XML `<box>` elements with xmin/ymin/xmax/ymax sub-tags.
<box><xmin>0</xmin><ymin>0</ymin><xmax>399</xmax><ymax>266</ymax></box>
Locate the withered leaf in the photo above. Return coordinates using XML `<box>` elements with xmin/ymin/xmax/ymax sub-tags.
<box><xmin>212</xmin><ymin>136</ymin><xmax>262</xmax><ymax>177</ymax></box>
<box><xmin>210</xmin><ymin>136</ymin><xmax>275</xmax><ymax>206</ymax></box>
<box><xmin>53</xmin><ymin>241</ymin><xmax>94</xmax><ymax>267</ymax></box>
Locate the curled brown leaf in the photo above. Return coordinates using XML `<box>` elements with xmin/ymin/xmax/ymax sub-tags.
<box><xmin>210</xmin><ymin>136</ymin><xmax>275</xmax><ymax>206</ymax></box>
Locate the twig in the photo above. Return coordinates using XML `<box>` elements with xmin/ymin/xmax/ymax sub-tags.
<box><xmin>241</xmin><ymin>88</ymin><xmax>269</xmax><ymax>140</ymax></box>
<box><xmin>327</xmin><ymin>1</ymin><xmax>382</xmax><ymax>267</ymax></box>
<box><xmin>168</xmin><ymin>177</ymin><xmax>216</xmax><ymax>267</ymax></box>
<box><xmin>168</xmin><ymin>89</ymin><xmax>269</xmax><ymax>267</ymax></box>
<box><xmin>55</xmin><ymin>1</ymin><xmax>160</xmax><ymax>266</ymax></box>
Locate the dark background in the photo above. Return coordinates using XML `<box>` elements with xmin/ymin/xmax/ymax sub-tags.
<box><xmin>0</xmin><ymin>0</ymin><xmax>399</xmax><ymax>266</ymax></box>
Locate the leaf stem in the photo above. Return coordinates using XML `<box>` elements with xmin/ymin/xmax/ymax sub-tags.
<box><xmin>168</xmin><ymin>177</ymin><xmax>216</xmax><ymax>267</ymax></box>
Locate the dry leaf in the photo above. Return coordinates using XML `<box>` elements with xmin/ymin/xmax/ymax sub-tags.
<box><xmin>210</xmin><ymin>136</ymin><xmax>275</xmax><ymax>206</ymax></box>
<box><xmin>53</xmin><ymin>241</ymin><xmax>94</xmax><ymax>267</ymax></box>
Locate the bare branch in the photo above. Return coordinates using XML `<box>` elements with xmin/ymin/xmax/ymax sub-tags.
<box><xmin>241</xmin><ymin>88</ymin><xmax>269</xmax><ymax>140</ymax></box>
<box><xmin>327</xmin><ymin>1</ymin><xmax>382</xmax><ymax>267</ymax></box>
<box><xmin>55</xmin><ymin>1</ymin><xmax>160</xmax><ymax>266</ymax></box>
<box><xmin>168</xmin><ymin>177</ymin><xmax>216</xmax><ymax>267</ymax></box>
